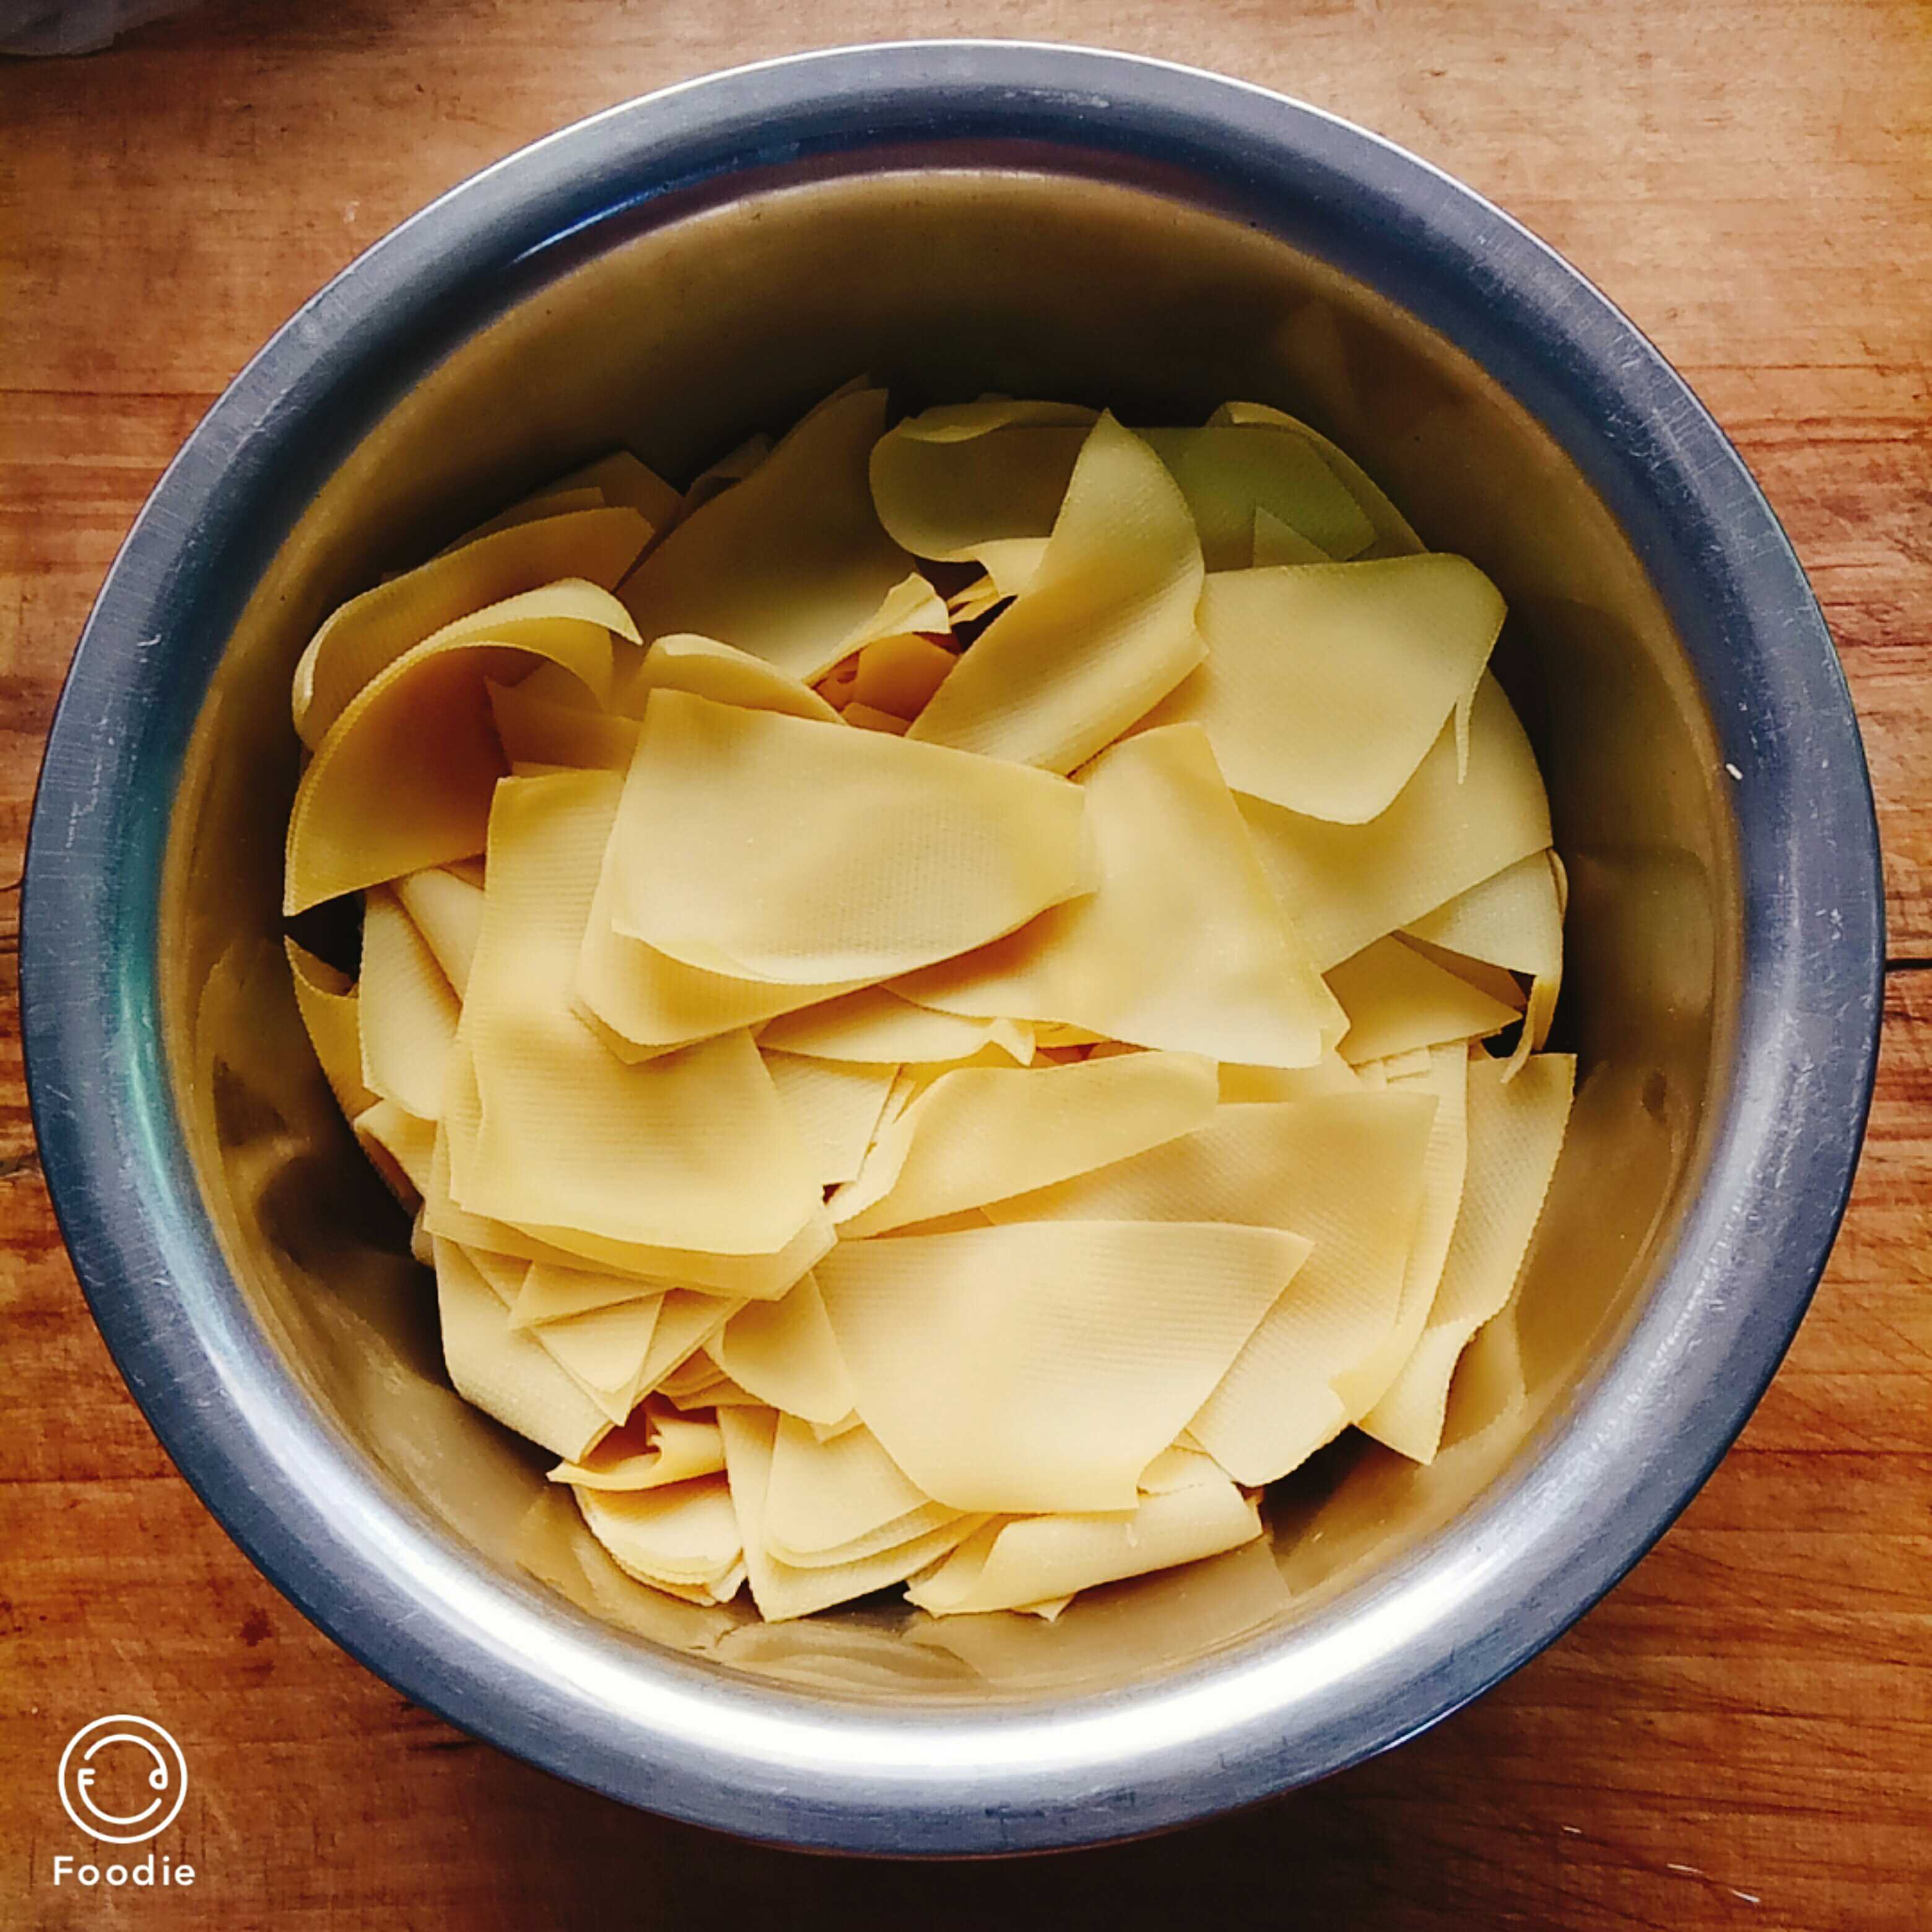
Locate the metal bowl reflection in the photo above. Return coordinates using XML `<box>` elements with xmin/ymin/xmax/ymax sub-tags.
<box><xmin>21</xmin><ymin>43</ymin><xmax>1882</xmax><ymax>1853</ymax></box>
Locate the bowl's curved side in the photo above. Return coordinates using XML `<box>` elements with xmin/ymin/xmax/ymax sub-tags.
<box><xmin>22</xmin><ymin>42</ymin><xmax>1883</xmax><ymax>1854</ymax></box>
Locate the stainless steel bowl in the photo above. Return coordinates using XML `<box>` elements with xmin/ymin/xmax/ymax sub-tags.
<box><xmin>22</xmin><ymin>43</ymin><xmax>1882</xmax><ymax>1854</ymax></box>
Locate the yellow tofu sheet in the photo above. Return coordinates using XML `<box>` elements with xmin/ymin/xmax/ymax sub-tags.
<box><xmin>817</xmin><ymin>1221</ymin><xmax>1309</xmax><ymax>1513</ymax></box>
<box><xmin>619</xmin><ymin>387</ymin><xmax>913</xmax><ymax>682</ymax></box>
<box><xmin>293</xmin><ymin>516</ymin><xmax>650</xmax><ymax>748</ymax></box>
<box><xmin>285</xmin><ymin>938</ymin><xmax>375</xmax><ymax>1121</ymax></box>
<box><xmin>905</xmin><ymin>415</ymin><xmax>1206</xmax><ymax>773</ymax></box>
<box><xmin>905</xmin><ymin>1471</ymin><xmax>1264</xmax><ymax>1618</ymax></box>
<box><xmin>1237</xmin><ymin>674</ymin><xmax>1552</xmax><ymax>972</ymax></box>
<box><xmin>606</xmin><ymin>690</ymin><xmax>1094</xmax><ymax>984</ymax></box>
<box><xmin>1142</xmin><ymin>556</ymin><xmax>1504</xmax><ymax>822</ymax></box>
<box><xmin>829</xmin><ymin>1050</ymin><xmax>1218</xmax><ymax>1238</ymax></box>
<box><xmin>550</xmin><ymin>1400</ymin><xmax>726</xmax><ymax>1491</ymax></box>
<box><xmin>988</xmin><ymin>1090</ymin><xmax>1438</xmax><ymax>1485</ymax></box>
<box><xmin>1359</xmin><ymin>1051</ymin><xmax>1574</xmax><ymax>1463</ymax></box>
<box><xmin>710</xmin><ymin>1274</ymin><xmax>855</xmax><ymax>1428</ymax></box>
<box><xmin>461</xmin><ymin>771</ymin><xmax>822</xmax><ymax>1259</ymax></box>
<box><xmin>899</xmin><ymin>724</ymin><xmax>1341</xmax><ymax>1068</ymax></box>
<box><xmin>719</xmin><ymin>1406</ymin><xmax>988</xmax><ymax>1622</ymax></box>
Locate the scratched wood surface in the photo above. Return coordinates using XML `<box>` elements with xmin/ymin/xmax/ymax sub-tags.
<box><xmin>2</xmin><ymin>2</ymin><xmax>1928</xmax><ymax>1926</ymax></box>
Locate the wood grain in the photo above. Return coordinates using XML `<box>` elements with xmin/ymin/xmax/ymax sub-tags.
<box><xmin>2</xmin><ymin>3</ymin><xmax>1928</xmax><ymax>1926</ymax></box>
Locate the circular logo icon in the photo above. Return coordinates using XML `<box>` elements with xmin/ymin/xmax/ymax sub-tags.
<box><xmin>56</xmin><ymin>1717</ymin><xmax>188</xmax><ymax>1845</ymax></box>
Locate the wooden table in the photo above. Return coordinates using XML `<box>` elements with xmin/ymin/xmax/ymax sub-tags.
<box><xmin>3</xmin><ymin>3</ymin><xmax>1927</xmax><ymax>1925</ymax></box>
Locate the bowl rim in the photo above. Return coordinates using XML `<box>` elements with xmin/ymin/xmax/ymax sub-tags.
<box><xmin>21</xmin><ymin>40</ymin><xmax>1884</xmax><ymax>1855</ymax></box>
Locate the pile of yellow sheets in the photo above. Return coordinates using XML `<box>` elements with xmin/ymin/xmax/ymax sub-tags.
<box><xmin>282</xmin><ymin>386</ymin><xmax>1573</xmax><ymax>1622</ymax></box>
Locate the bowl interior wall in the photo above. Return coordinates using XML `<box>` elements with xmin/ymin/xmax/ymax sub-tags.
<box><xmin>165</xmin><ymin>167</ymin><xmax>1732</xmax><ymax>1702</ymax></box>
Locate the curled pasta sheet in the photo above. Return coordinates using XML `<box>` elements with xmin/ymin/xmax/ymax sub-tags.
<box><xmin>845</xmin><ymin>572</ymin><xmax>952</xmax><ymax>651</ymax></box>
<box><xmin>760</xmin><ymin>1052</ymin><xmax>899</xmax><ymax>1190</ymax></box>
<box><xmin>294</xmin><ymin>516</ymin><xmax>649</xmax><ymax>748</ymax></box>
<box><xmin>515</xmin><ymin>1488</ymin><xmax>745</xmax><ymax>1643</ymax></box>
<box><xmin>869</xmin><ymin>399</ymin><xmax>1099</xmax><ymax>591</ymax></box>
<box><xmin>549</xmin><ymin>1400</ymin><xmax>726</xmax><ymax>1491</ymax></box>
<box><xmin>1237</xmin><ymin>674</ymin><xmax>1552</xmax><ymax>971</ymax></box>
<box><xmin>575</xmin><ymin>1476</ymin><xmax>745</xmax><ymax>1603</ymax></box>
<box><xmin>830</xmin><ymin>1050</ymin><xmax>1219</xmax><ymax>1239</ymax></box>
<box><xmin>843</xmin><ymin>702</ymin><xmax>910</xmax><ymax>736</ymax></box>
<box><xmin>284</xmin><ymin>619</ymin><xmax>617</xmax><ymax>915</ymax></box>
<box><xmin>432</xmin><ymin>1238</ymin><xmax>609</xmax><ymax>1462</ymax></box>
<box><xmin>1326</xmin><ymin>936</ymin><xmax>1521</xmax><ymax>1065</ymax></box>
<box><xmin>459</xmin><ymin>772</ymin><xmax>822</xmax><ymax>1259</ymax></box>
<box><xmin>617</xmin><ymin>632</ymin><xmax>840</xmax><ymax>724</ymax></box>
<box><xmin>1360</xmin><ymin>1051</ymin><xmax>1573</xmax><ymax>1463</ymax></box>
<box><xmin>711</xmin><ymin>1274</ymin><xmax>855</xmax><ymax>1427</ymax></box>
<box><xmin>490</xmin><ymin>677</ymin><xmax>641</xmax><ymax>772</ymax></box>
<box><xmin>905</xmin><ymin>416</ymin><xmax>1204</xmax><ymax>773</ymax></box>
<box><xmin>395</xmin><ymin>866</ymin><xmax>485</xmax><ymax>995</ymax></box>
<box><xmin>577</xmin><ymin>800</ymin><xmax>863</xmax><ymax>1060</ymax></box>
<box><xmin>1136</xmin><ymin>424</ymin><xmax>1375</xmax><ymax>568</ymax></box>
<box><xmin>607</xmin><ymin>691</ymin><xmax>1094</xmax><ymax>984</ymax></box>
<box><xmin>619</xmin><ymin>388</ymin><xmax>913</xmax><ymax>682</ymax></box>
<box><xmin>723</xmin><ymin>1409</ymin><xmax>988</xmax><ymax>1622</ymax></box>
<box><xmin>864</xmin><ymin>1061</ymin><xmax>1054</xmax><ymax>1169</ymax></box>
<box><xmin>352</xmin><ymin>1099</ymin><xmax>433</xmax><ymax>1206</ymax></box>
<box><xmin>764</xmin><ymin>1415</ymin><xmax>960</xmax><ymax>1567</ymax></box>
<box><xmin>285</xmin><ymin>938</ymin><xmax>375</xmax><ymax>1120</ymax></box>
<box><xmin>1442</xmin><ymin>1287</ymin><xmax>1532</xmax><ymax>1451</ymax></box>
<box><xmin>411</xmin><ymin>579</ymin><xmax>640</xmax><ymax>673</ymax></box>
<box><xmin>1213</xmin><ymin>402</ymin><xmax>1425</xmax><ymax>560</ymax></box>
<box><xmin>1406</xmin><ymin>850</ymin><xmax>1564</xmax><ymax>1078</ymax></box>
<box><xmin>446</xmin><ymin>485</ymin><xmax>607</xmax><ymax>550</ymax></box>
<box><xmin>357</xmin><ymin>887</ymin><xmax>459</xmax><ymax>1120</ymax></box>
<box><xmin>900</xmin><ymin>725</ymin><xmax>1340</xmax><ymax>1068</ymax></box>
<box><xmin>988</xmin><ymin>1092</ymin><xmax>1438</xmax><ymax>1486</ymax></box>
<box><xmin>905</xmin><ymin>1471</ymin><xmax>1263</xmax><ymax>1618</ymax></box>
<box><xmin>1332</xmin><ymin>1043</ymin><xmax>1470</xmax><ymax>1422</ymax></box>
<box><xmin>759</xmin><ymin>986</ymin><xmax>1032</xmax><ymax>1067</ymax></box>
<box><xmin>871</xmin><ymin>401</ymin><xmax>1374</xmax><ymax>578</ymax></box>
<box><xmin>1142</xmin><ymin>557</ymin><xmax>1505</xmax><ymax>822</ymax></box>
<box><xmin>975</xmin><ymin>537</ymin><xmax>1052</xmax><ymax>599</ymax></box>
<box><xmin>817</xmin><ymin>1221</ymin><xmax>1308</xmax><ymax>1513</ymax></box>
<box><xmin>851</xmin><ymin>633</ymin><xmax>955</xmax><ymax>721</ymax></box>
